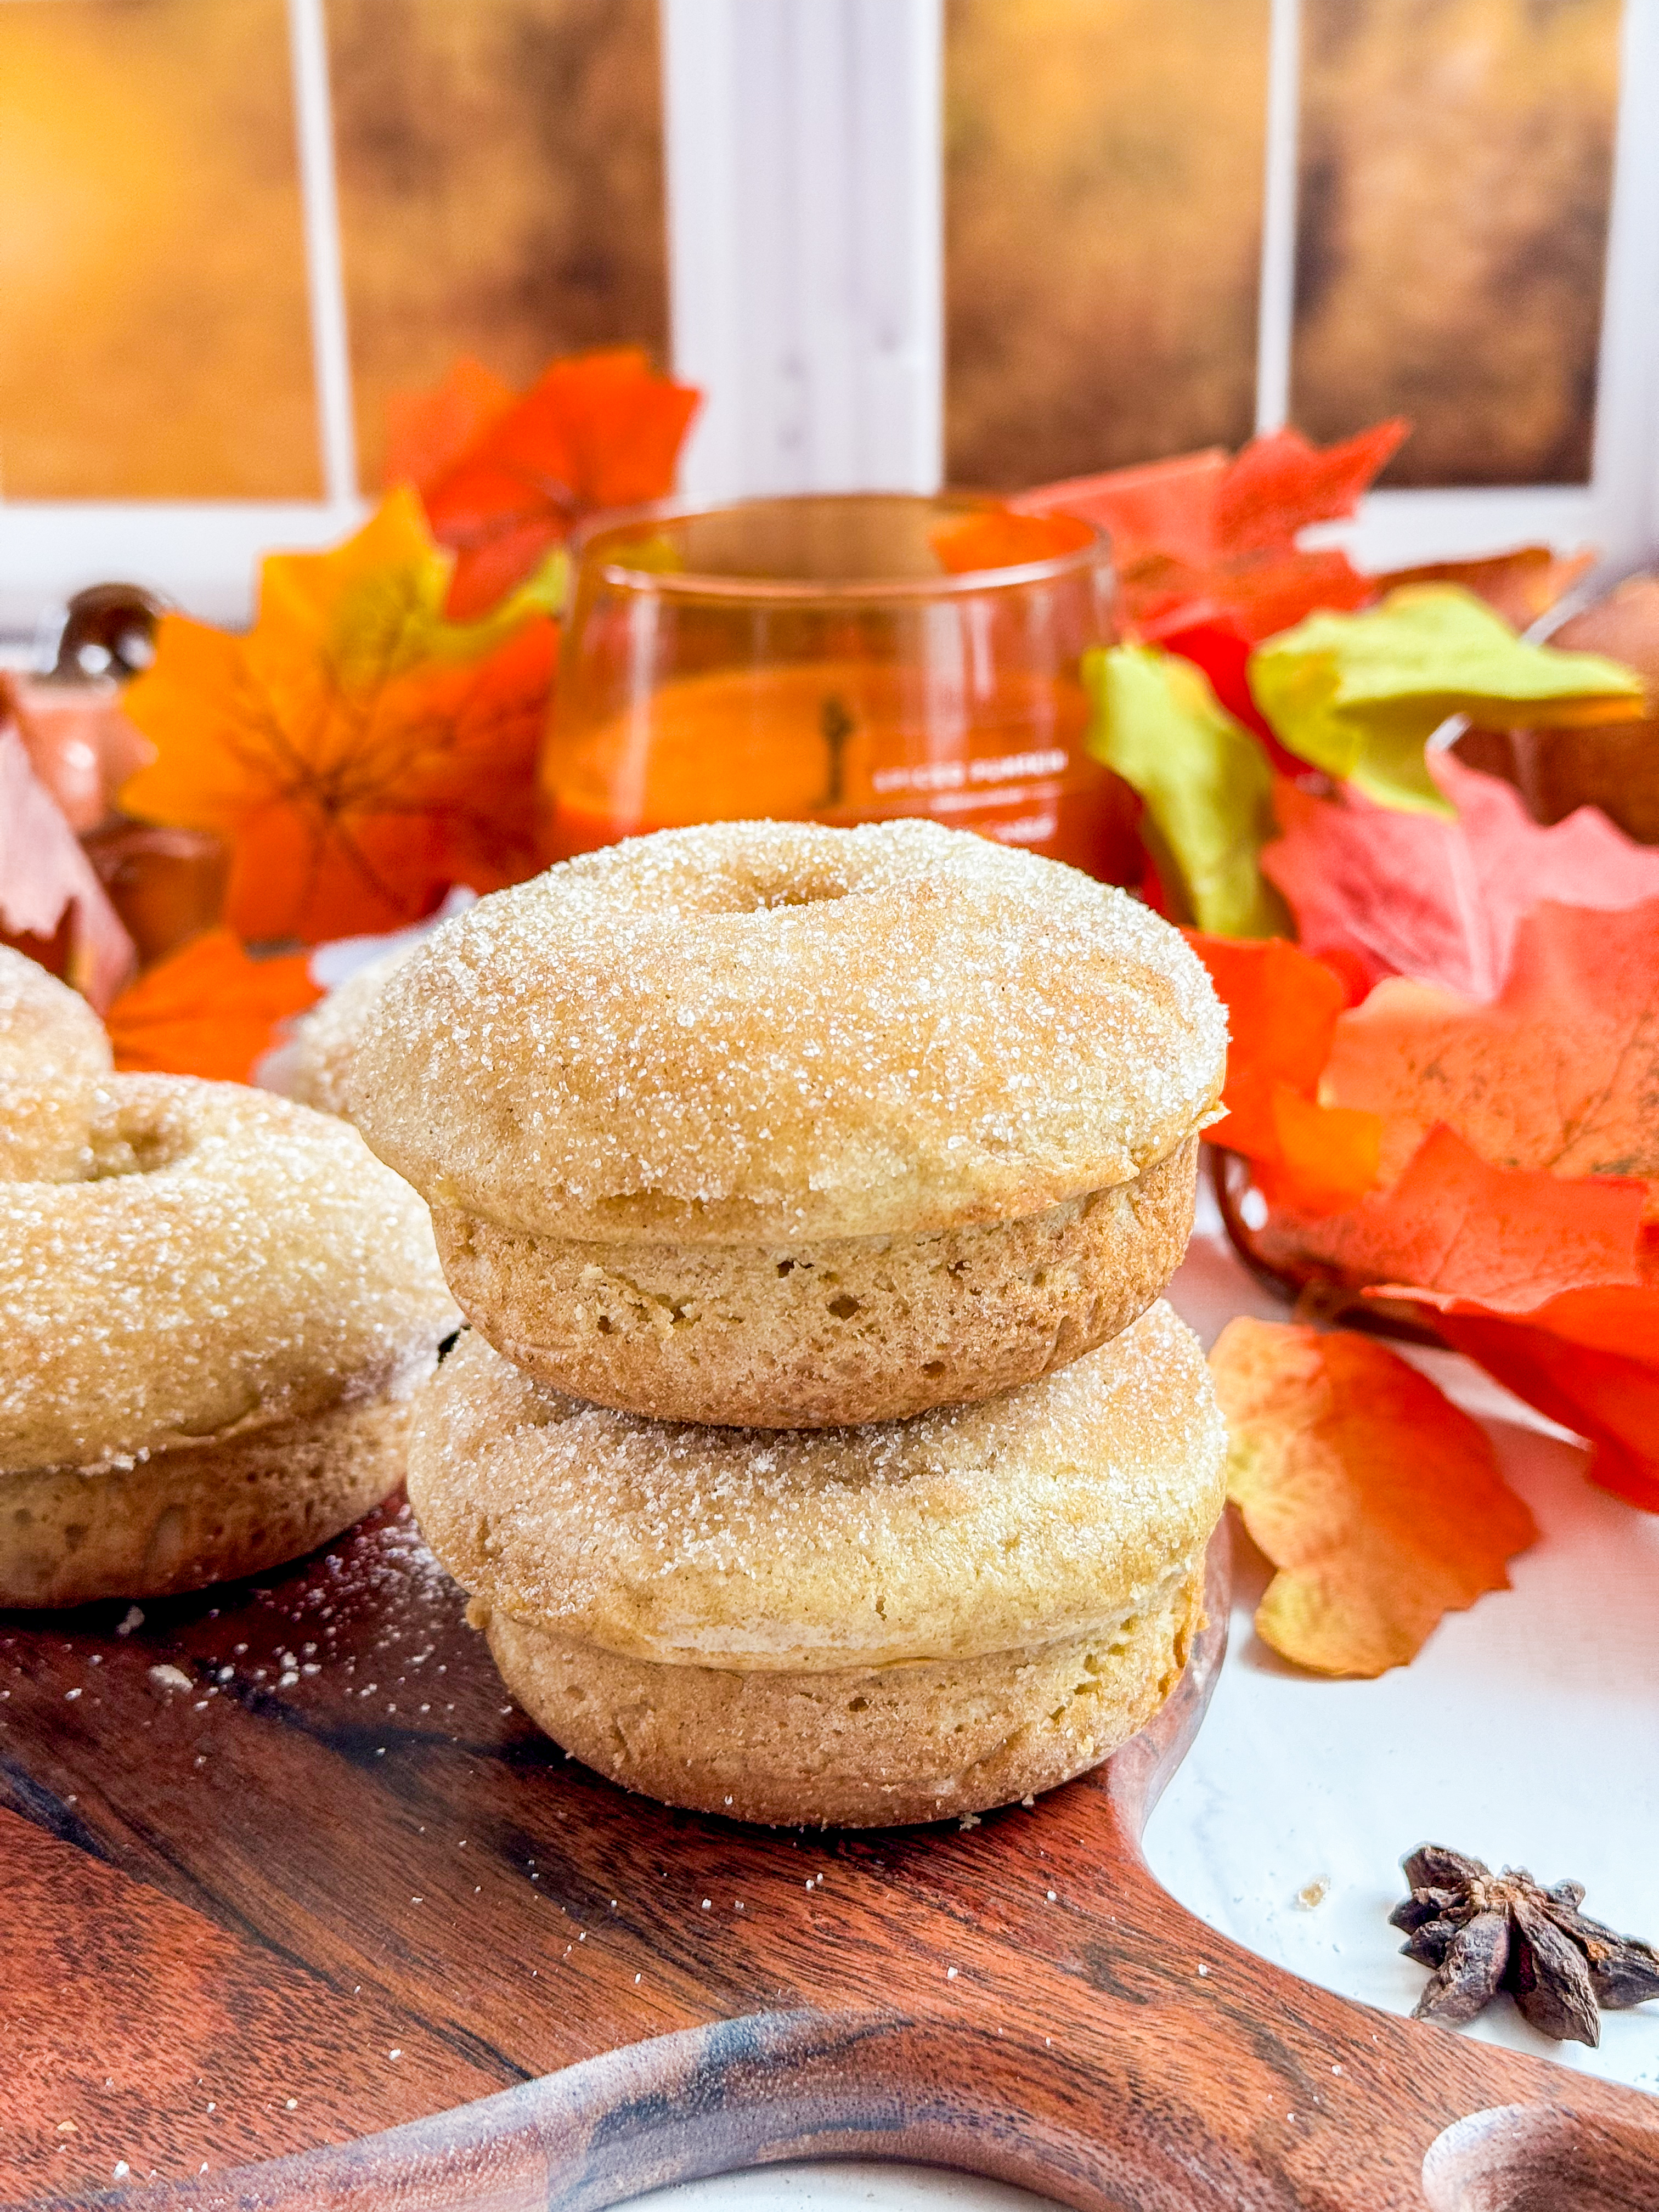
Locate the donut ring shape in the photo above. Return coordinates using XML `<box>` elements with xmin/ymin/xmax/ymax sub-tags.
<box><xmin>0</xmin><ymin>946</ymin><xmax>111</xmax><ymax>1081</ymax></box>
<box><xmin>353</xmin><ymin>817</ymin><xmax>1227</xmax><ymax>1242</ymax></box>
<box><xmin>409</xmin><ymin>1305</ymin><xmax>1226</xmax><ymax>1825</ymax></box>
<box><xmin>1</xmin><ymin>1075</ymin><xmax>457</xmax><ymax>1605</ymax></box>
<box><xmin>354</xmin><ymin>819</ymin><xmax>1225</xmax><ymax>1426</ymax></box>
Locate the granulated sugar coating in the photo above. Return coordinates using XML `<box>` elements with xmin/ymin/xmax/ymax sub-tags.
<box><xmin>0</xmin><ymin>946</ymin><xmax>112</xmax><ymax>1081</ymax></box>
<box><xmin>408</xmin><ymin>1302</ymin><xmax>1228</xmax><ymax>1671</ymax></box>
<box><xmin>351</xmin><ymin>819</ymin><xmax>1227</xmax><ymax>1242</ymax></box>
<box><xmin>0</xmin><ymin>1076</ymin><xmax>456</xmax><ymax>1472</ymax></box>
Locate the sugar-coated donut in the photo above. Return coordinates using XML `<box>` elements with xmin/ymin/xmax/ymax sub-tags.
<box><xmin>408</xmin><ymin>1303</ymin><xmax>1227</xmax><ymax>1825</ymax></box>
<box><xmin>284</xmin><ymin>946</ymin><xmax>414</xmax><ymax>1119</ymax></box>
<box><xmin>1</xmin><ymin>1075</ymin><xmax>457</xmax><ymax>1606</ymax></box>
<box><xmin>0</xmin><ymin>946</ymin><xmax>111</xmax><ymax>1081</ymax></box>
<box><xmin>354</xmin><ymin>820</ymin><xmax>1226</xmax><ymax>1426</ymax></box>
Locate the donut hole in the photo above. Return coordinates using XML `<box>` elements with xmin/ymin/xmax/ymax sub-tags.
<box><xmin>722</xmin><ymin>851</ymin><xmax>854</xmax><ymax>912</ymax></box>
<box><xmin>84</xmin><ymin>1099</ymin><xmax>194</xmax><ymax>1182</ymax></box>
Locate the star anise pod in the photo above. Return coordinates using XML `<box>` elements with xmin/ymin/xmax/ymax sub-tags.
<box><xmin>1391</xmin><ymin>1844</ymin><xmax>1659</xmax><ymax>2046</ymax></box>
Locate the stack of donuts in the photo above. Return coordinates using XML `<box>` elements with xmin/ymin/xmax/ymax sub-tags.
<box><xmin>352</xmin><ymin>818</ymin><xmax>1232</xmax><ymax>1827</ymax></box>
<box><xmin>0</xmin><ymin>946</ymin><xmax>455</xmax><ymax>1608</ymax></box>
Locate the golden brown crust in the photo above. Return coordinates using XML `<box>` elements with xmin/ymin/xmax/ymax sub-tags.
<box><xmin>0</xmin><ymin>947</ymin><xmax>111</xmax><ymax>1081</ymax></box>
<box><xmin>0</xmin><ymin>1075</ymin><xmax>456</xmax><ymax>1473</ymax></box>
<box><xmin>0</xmin><ymin>1391</ymin><xmax>417</xmax><ymax>1608</ymax></box>
<box><xmin>407</xmin><ymin>1303</ymin><xmax>1228</xmax><ymax>1671</ymax></box>
<box><xmin>478</xmin><ymin>1567</ymin><xmax>1203</xmax><ymax>1827</ymax></box>
<box><xmin>435</xmin><ymin>1137</ymin><xmax>1197</xmax><ymax>1427</ymax></box>
<box><xmin>351</xmin><ymin>818</ymin><xmax>1226</xmax><ymax>1243</ymax></box>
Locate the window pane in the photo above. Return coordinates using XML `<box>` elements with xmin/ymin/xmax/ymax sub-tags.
<box><xmin>1291</xmin><ymin>0</ymin><xmax>1622</xmax><ymax>487</ymax></box>
<box><xmin>0</xmin><ymin>0</ymin><xmax>319</xmax><ymax>499</ymax></box>
<box><xmin>944</xmin><ymin>0</ymin><xmax>1272</xmax><ymax>489</ymax></box>
<box><xmin>329</xmin><ymin>0</ymin><xmax>669</xmax><ymax>490</ymax></box>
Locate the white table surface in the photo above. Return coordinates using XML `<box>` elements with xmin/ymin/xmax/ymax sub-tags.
<box><xmin>615</xmin><ymin>1195</ymin><xmax>1659</xmax><ymax>2212</ymax></box>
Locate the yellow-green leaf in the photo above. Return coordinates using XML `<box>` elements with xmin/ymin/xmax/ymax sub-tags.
<box><xmin>1249</xmin><ymin>584</ymin><xmax>1645</xmax><ymax>815</ymax></box>
<box><xmin>1082</xmin><ymin>642</ymin><xmax>1287</xmax><ymax>936</ymax></box>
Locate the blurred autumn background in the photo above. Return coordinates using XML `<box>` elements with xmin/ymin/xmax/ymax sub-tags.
<box><xmin>0</xmin><ymin>0</ymin><xmax>1623</xmax><ymax>503</ymax></box>
<box><xmin>0</xmin><ymin>0</ymin><xmax>669</xmax><ymax>498</ymax></box>
<box><xmin>945</xmin><ymin>0</ymin><xmax>1621</xmax><ymax>488</ymax></box>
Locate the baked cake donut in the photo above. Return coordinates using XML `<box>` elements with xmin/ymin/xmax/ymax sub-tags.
<box><xmin>0</xmin><ymin>946</ymin><xmax>111</xmax><ymax>1080</ymax></box>
<box><xmin>1</xmin><ymin>1075</ymin><xmax>456</xmax><ymax>1606</ymax></box>
<box><xmin>353</xmin><ymin>820</ymin><xmax>1226</xmax><ymax>1427</ymax></box>
<box><xmin>285</xmin><ymin>945</ymin><xmax>414</xmax><ymax>1119</ymax></box>
<box><xmin>408</xmin><ymin>1301</ymin><xmax>1227</xmax><ymax>1826</ymax></box>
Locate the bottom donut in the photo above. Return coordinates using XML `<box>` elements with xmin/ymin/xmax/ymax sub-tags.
<box><xmin>1</xmin><ymin>1393</ymin><xmax>415</xmax><ymax>1608</ymax></box>
<box><xmin>474</xmin><ymin>1567</ymin><xmax>1203</xmax><ymax>1827</ymax></box>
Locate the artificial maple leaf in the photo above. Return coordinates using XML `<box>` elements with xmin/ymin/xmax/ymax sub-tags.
<box><xmin>1377</xmin><ymin>546</ymin><xmax>1595</xmax><ymax>633</ymax></box>
<box><xmin>1481</xmin><ymin>575</ymin><xmax>1659</xmax><ymax>849</ymax></box>
<box><xmin>106</xmin><ymin>926</ymin><xmax>319</xmax><ymax>1084</ymax></box>
<box><xmin>929</xmin><ymin>509</ymin><xmax>1094</xmax><ymax>574</ymax></box>
<box><xmin>1083</xmin><ymin>646</ymin><xmax>1286</xmax><ymax>936</ymax></box>
<box><xmin>1250</xmin><ymin>585</ymin><xmax>1645</xmax><ymax>815</ymax></box>
<box><xmin>1317</xmin><ymin>898</ymin><xmax>1659</xmax><ymax>1186</ymax></box>
<box><xmin>1184</xmin><ymin>931</ymin><xmax>1381</xmax><ymax>1214</ymax></box>
<box><xmin>118</xmin><ymin>490</ymin><xmax>561</xmax><ymax>945</ymax></box>
<box><xmin>1262</xmin><ymin>752</ymin><xmax>1659</xmax><ymax>1001</ymax></box>
<box><xmin>1250</xmin><ymin>1128</ymin><xmax>1659</xmax><ymax>1513</ymax></box>
<box><xmin>1212</xmin><ymin>420</ymin><xmax>1410</xmax><ymax>556</ymax></box>
<box><xmin>388</xmin><ymin>348</ymin><xmax>701</xmax><ymax>619</ymax></box>
<box><xmin>1019</xmin><ymin>419</ymin><xmax>1407</xmax><ymax>645</ymax></box>
<box><xmin>0</xmin><ymin>710</ymin><xmax>134</xmax><ymax>1009</ymax></box>
<box><xmin>1210</xmin><ymin>1316</ymin><xmax>1537</xmax><ymax>1676</ymax></box>
<box><xmin>384</xmin><ymin>356</ymin><xmax>515</xmax><ymax>494</ymax></box>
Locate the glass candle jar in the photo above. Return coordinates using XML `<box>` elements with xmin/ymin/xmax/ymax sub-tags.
<box><xmin>539</xmin><ymin>490</ymin><xmax>1138</xmax><ymax>879</ymax></box>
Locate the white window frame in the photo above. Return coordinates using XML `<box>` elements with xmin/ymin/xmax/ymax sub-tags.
<box><xmin>0</xmin><ymin>0</ymin><xmax>364</xmax><ymax>638</ymax></box>
<box><xmin>2</xmin><ymin>0</ymin><xmax>1656</xmax><ymax>641</ymax></box>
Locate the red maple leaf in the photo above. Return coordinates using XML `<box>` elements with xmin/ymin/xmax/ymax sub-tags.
<box><xmin>1264</xmin><ymin>753</ymin><xmax>1659</xmax><ymax>1001</ymax></box>
<box><xmin>387</xmin><ymin>348</ymin><xmax>701</xmax><ymax>619</ymax></box>
<box><xmin>1018</xmin><ymin>419</ymin><xmax>1409</xmax><ymax>650</ymax></box>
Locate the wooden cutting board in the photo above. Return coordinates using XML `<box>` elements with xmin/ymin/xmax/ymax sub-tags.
<box><xmin>1</xmin><ymin>1508</ymin><xmax>1655</xmax><ymax>2211</ymax></box>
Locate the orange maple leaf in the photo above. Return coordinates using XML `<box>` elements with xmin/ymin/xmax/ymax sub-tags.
<box><xmin>388</xmin><ymin>348</ymin><xmax>701</xmax><ymax>620</ymax></box>
<box><xmin>1317</xmin><ymin>898</ymin><xmax>1659</xmax><ymax>1186</ymax></box>
<box><xmin>1211</xmin><ymin>1316</ymin><xmax>1536</xmax><ymax>1675</ymax></box>
<box><xmin>106</xmin><ymin>926</ymin><xmax>320</xmax><ymax>1084</ymax></box>
<box><xmin>1184</xmin><ymin>930</ymin><xmax>1381</xmax><ymax>1214</ymax></box>
<box><xmin>1254</xmin><ymin>1125</ymin><xmax>1659</xmax><ymax>1513</ymax></box>
<box><xmin>117</xmin><ymin>491</ymin><xmax>561</xmax><ymax>945</ymax></box>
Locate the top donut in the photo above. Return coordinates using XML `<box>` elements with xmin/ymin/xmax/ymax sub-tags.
<box><xmin>351</xmin><ymin>819</ymin><xmax>1227</xmax><ymax>1244</ymax></box>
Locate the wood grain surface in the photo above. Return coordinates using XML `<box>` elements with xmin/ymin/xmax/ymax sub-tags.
<box><xmin>1</xmin><ymin>1508</ymin><xmax>1655</xmax><ymax>2211</ymax></box>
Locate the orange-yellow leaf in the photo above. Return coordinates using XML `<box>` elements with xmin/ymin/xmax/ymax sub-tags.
<box><xmin>117</xmin><ymin>490</ymin><xmax>560</xmax><ymax>944</ymax></box>
<box><xmin>106</xmin><ymin>927</ymin><xmax>319</xmax><ymax>1084</ymax></box>
<box><xmin>1210</xmin><ymin>1316</ymin><xmax>1537</xmax><ymax>1677</ymax></box>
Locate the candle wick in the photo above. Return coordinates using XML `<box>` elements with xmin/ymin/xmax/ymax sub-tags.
<box><xmin>816</xmin><ymin>694</ymin><xmax>855</xmax><ymax>811</ymax></box>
